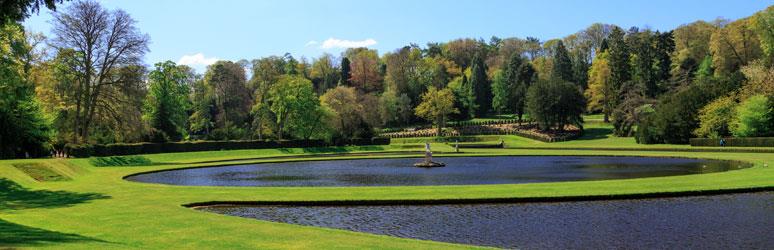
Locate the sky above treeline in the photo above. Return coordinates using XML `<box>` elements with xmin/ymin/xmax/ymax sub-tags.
<box><xmin>23</xmin><ymin>0</ymin><xmax>773</xmax><ymax>73</ymax></box>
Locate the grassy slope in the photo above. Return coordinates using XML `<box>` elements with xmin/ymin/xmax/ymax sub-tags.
<box><xmin>1</xmin><ymin>124</ymin><xmax>773</xmax><ymax>249</ymax></box>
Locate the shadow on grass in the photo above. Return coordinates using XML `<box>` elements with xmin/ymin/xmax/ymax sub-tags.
<box><xmin>0</xmin><ymin>219</ymin><xmax>105</xmax><ymax>247</ymax></box>
<box><xmin>575</xmin><ymin>127</ymin><xmax>613</xmax><ymax>140</ymax></box>
<box><xmin>0</xmin><ymin>178</ymin><xmax>110</xmax><ymax>211</ymax></box>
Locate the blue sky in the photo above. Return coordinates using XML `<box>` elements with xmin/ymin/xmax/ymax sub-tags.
<box><xmin>23</xmin><ymin>0</ymin><xmax>773</xmax><ymax>73</ymax></box>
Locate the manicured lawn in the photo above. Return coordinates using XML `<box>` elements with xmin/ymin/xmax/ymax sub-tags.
<box><xmin>1</xmin><ymin>129</ymin><xmax>773</xmax><ymax>249</ymax></box>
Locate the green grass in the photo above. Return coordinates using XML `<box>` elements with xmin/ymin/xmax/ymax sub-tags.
<box><xmin>1</xmin><ymin>126</ymin><xmax>773</xmax><ymax>249</ymax></box>
<box><xmin>89</xmin><ymin>156</ymin><xmax>152</xmax><ymax>167</ymax></box>
<box><xmin>12</xmin><ymin>163</ymin><xmax>71</xmax><ymax>181</ymax></box>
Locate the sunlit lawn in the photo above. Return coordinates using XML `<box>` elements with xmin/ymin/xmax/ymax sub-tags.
<box><xmin>1</xmin><ymin>125</ymin><xmax>772</xmax><ymax>249</ymax></box>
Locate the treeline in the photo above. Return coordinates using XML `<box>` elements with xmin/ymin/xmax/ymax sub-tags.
<box><xmin>1</xmin><ymin>0</ymin><xmax>772</xmax><ymax>158</ymax></box>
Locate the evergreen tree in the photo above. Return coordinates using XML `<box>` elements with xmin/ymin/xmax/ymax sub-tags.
<box><xmin>551</xmin><ymin>40</ymin><xmax>574</xmax><ymax>83</ymax></box>
<box><xmin>469</xmin><ymin>53</ymin><xmax>491</xmax><ymax>116</ymax></box>
<box><xmin>526</xmin><ymin>79</ymin><xmax>586</xmax><ymax>131</ymax></box>
<box><xmin>630</xmin><ymin>31</ymin><xmax>657</xmax><ymax>97</ymax></box>
<box><xmin>340</xmin><ymin>57</ymin><xmax>351</xmax><ymax>86</ymax></box>
<box><xmin>654</xmin><ymin>31</ymin><xmax>675</xmax><ymax>83</ymax></box>
<box><xmin>572</xmin><ymin>51</ymin><xmax>590</xmax><ymax>90</ymax></box>
<box><xmin>607</xmin><ymin>26</ymin><xmax>631</xmax><ymax>101</ymax></box>
<box><xmin>599</xmin><ymin>38</ymin><xmax>609</xmax><ymax>53</ymax></box>
<box><xmin>502</xmin><ymin>53</ymin><xmax>535</xmax><ymax>123</ymax></box>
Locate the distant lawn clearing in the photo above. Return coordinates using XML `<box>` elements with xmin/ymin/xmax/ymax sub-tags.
<box><xmin>1</xmin><ymin>140</ymin><xmax>772</xmax><ymax>249</ymax></box>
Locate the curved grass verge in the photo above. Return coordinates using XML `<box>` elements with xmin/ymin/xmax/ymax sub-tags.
<box><xmin>0</xmin><ymin>146</ymin><xmax>772</xmax><ymax>249</ymax></box>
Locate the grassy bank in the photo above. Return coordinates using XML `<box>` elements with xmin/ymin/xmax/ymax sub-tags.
<box><xmin>1</xmin><ymin>131</ymin><xmax>773</xmax><ymax>248</ymax></box>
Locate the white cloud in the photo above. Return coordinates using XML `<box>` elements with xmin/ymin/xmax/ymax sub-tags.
<box><xmin>305</xmin><ymin>40</ymin><xmax>319</xmax><ymax>47</ymax></box>
<box><xmin>177</xmin><ymin>53</ymin><xmax>218</xmax><ymax>67</ymax></box>
<box><xmin>320</xmin><ymin>38</ymin><xmax>377</xmax><ymax>49</ymax></box>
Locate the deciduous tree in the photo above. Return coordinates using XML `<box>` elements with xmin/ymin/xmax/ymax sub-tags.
<box><xmin>415</xmin><ymin>87</ymin><xmax>458</xmax><ymax>136</ymax></box>
<box><xmin>51</xmin><ymin>0</ymin><xmax>149</xmax><ymax>142</ymax></box>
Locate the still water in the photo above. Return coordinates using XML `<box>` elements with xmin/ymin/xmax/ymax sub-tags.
<box><xmin>127</xmin><ymin>156</ymin><xmax>747</xmax><ymax>187</ymax></box>
<box><xmin>199</xmin><ymin>192</ymin><xmax>773</xmax><ymax>249</ymax></box>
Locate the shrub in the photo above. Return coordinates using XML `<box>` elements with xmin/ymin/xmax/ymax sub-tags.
<box><xmin>63</xmin><ymin>138</ymin><xmax>390</xmax><ymax>157</ymax></box>
<box><xmin>635</xmin><ymin>115</ymin><xmax>661</xmax><ymax>144</ymax></box>
<box><xmin>732</xmin><ymin>95</ymin><xmax>773</xmax><ymax>137</ymax></box>
<box><xmin>695</xmin><ymin>96</ymin><xmax>737</xmax><ymax>138</ymax></box>
<box><xmin>526</xmin><ymin>80</ymin><xmax>585</xmax><ymax>131</ymax></box>
<box><xmin>689</xmin><ymin>137</ymin><xmax>774</xmax><ymax>147</ymax></box>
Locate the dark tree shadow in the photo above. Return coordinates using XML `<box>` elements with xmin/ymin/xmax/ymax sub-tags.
<box><xmin>0</xmin><ymin>219</ymin><xmax>105</xmax><ymax>247</ymax></box>
<box><xmin>0</xmin><ymin>178</ymin><xmax>110</xmax><ymax>211</ymax></box>
<box><xmin>574</xmin><ymin>128</ymin><xmax>613</xmax><ymax>140</ymax></box>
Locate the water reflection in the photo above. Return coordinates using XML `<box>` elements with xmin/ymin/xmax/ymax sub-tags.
<box><xmin>127</xmin><ymin>156</ymin><xmax>748</xmax><ymax>187</ymax></box>
<box><xmin>199</xmin><ymin>192</ymin><xmax>774</xmax><ymax>249</ymax></box>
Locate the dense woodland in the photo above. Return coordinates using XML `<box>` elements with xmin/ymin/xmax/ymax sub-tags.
<box><xmin>1</xmin><ymin>0</ymin><xmax>773</xmax><ymax>158</ymax></box>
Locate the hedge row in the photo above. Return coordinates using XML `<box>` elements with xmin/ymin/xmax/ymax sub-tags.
<box><xmin>689</xmin><ymin>137</ymin><xmax>774</xmax><ymax>147</ymax></box>
<box><xmin>383</xmin><ymin>125</ymin><xmax>581</xmax><ymax>143</ymax></box>
<box><xmin>65</xmin><ymin>138</ymin><xmax>390</xmax><ymax>158</ymax></box>
<box><xmin>380</xmin><ymin>119</ymin><xmax>524</xmax><ymax>133</ymax></box>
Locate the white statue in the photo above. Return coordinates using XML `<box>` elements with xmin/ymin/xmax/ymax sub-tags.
<box><xmin>424</xmin><ymin>142</ymin><xmax>432</xmax><ymax>162</ymax></box>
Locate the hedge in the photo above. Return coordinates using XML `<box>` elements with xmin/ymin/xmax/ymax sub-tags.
<box><xmin>65</xmin><ymin>138</ymin><xmax>390</xmax><ymax>158</ymax></box>
<box><xmin>689</xmin><ymin>137</ymin><xmax>774</xmax><ymax>147</ymax></box>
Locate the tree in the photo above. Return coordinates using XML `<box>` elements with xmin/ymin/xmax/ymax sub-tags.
<box><xmin>500</xmin><ymin>53</ymin><xmax>535</xmax><ymax>122</ymax></box>
<box><xmin>0</xmin><ymin>23</ymin><xmax>50</xmax><ymax>158</ymax></box>
<box><xmin>384</xmin><ymin>46</ymin><xmax>423</xmax><ymax>102</ymax></box>
<box><xmin>51</xmin><ymin>0</ymin><xmax>149</xmax><ymax>143</ymax></box>
<box><xmin>612</xmin><ymin>84</ymin><xmax>654</xmax><ymax>137</ymax></box>
<box><xmin>320</xmin><ymin>86</ymin><xmax>365</xmax><ymax>140</ymax></box>
<box><xmin>267</xmin><ymin>75</ymin><xmax>323</xmax><ymax>140</ymax></box>
<box><xmin>629</xmin><ymin>30</ymin><xmax>659</xmax><ymax>97</ymax></box>
<box><xmin>310</xmin><ymin>53</ymin><xmax>339</xmax><ymax>94</ymax></box>
<box><xmin>189</xmin><ymin>76</ymin><xmax>214</xmax><ymax>138</ymax></box>
<box><xmin>380</xmin><ymin>90</ymin><xmax>412</xmax><ymax>126</ymax></box>
<box><xmin>339</xmin><ymin>57</ymin><xmax>351</xmax><ymax>86</ymax></box>
<box><xmin>695</xmin><ymin>95</ymin><xmax>737</xmax><ymax>138</ymax></box>
<box><xmin>524</xmin><ymin>37</ymin><xmax>542</xmax><ymax>60</ymax></box>
<box><xmin>732</xmin><ymin>95</ymin><xmax>772</xmax><ymax>137</ymax></box>
<box><xmin>654</xmin><ymin>31</ymin><xmax>675</xmax><ymax>84</ymax></box>
<box><xmin>469</xmin><ymin>53</ymin><xmax>490</xmax><ymax>116</ymax></box>
<box><xmin>1</xmin><ymin>0</ymin><xmax>62</xmax><ymax>24</ymax></box>
<box><xmin>248</xmin><ymin>56</ymin><xmax>287</xmax><ymax>139</ymax></box>
<box><xmin>607</xmin><ymin>26</ymin><xmax>630</xmax><ymax>97</ymax></box>
<box><xmin>448</xmin><ymin>74</ymin><xmax>476</xmax><ymax>119</ymax></box>
<box><xmin>143</xmin><ymin>61</ymin><xmax>191</xmax><ymax>141</ymax></box>
<box><xmin>750</xmin><ymin>6</ymin><xmax>773</xmax><ymax>65</ymax></box>
<box><xmin>443</xmin><ymin>38</ymin><xmax>481</xmax><ymax>69</ymax></box>
<box><xmin>204</xmin><ymin>61</ymin><xmax>251</xmax><ymax>133</ymax></box>
<box><xmin>526</xmin><ymin>80</ymin><xmax>586</xmax><ymax>131</ymax></box>
<box><xmin>551</xmin><ymin>40</ymin><xmax>574</xmax><ymax>83</ymax></box>
<box><xmin>709</xmin><ymin>17</ymin><xmax>763</xmax><ymax>75</ymax></box>
<box><xmin>585</xmin><ymin>51</ymin><xmax>614</xmax><ymax>121</ymax></box>
<box><xmin>642</xmin><ymin>76</ymin><xmax>735</xmax><ymax>144</ymax></box>
<box><xmin>739</xmin><ymin>59</ymin><xmax>774</xmax><ymax>99</ymax></box>
<box><xmin>672</xmin><ymin>21</ymin><xmax>717</xmax><ymax>75</ymax></box>
<box><xmin>414</xmin><ymin>87</ymin><xmax>458</xmax><ymax>136</ymax></box>
<box><xmin>346</xmin><ymin>48</ymin><xmax>382</xmax><ymax>92</ymax></box>
<box><xmin>491</xmin><ymin>70</ymin><xmax>508</xmax><ymax>114</ymax></box>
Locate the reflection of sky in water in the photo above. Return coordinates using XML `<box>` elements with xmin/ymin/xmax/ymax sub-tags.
<box><xmin>127</xmin><ymin>156</ymin><xmax>748</xmax><ymax>187</ymax></box>
<box><xmin>200</xmin><ymin>192</ymin><xmax>774</xmax><ymax>249</ymax></box>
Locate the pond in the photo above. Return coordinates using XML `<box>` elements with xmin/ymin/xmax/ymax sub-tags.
<box><xmin>126</xmin><ymin>156</ymin><xmax>748</xmax><ymax>187</ymax></box>
<box><xmin>197</xmin><ymin>192</ymin><xmax>773</xmax><ymax>249</ymax></box>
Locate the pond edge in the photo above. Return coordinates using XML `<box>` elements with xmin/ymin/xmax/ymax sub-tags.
<box><xmin>184</xmin><ymin>187</ymin><xmax>774</xmax><ymax>208</ymax></box>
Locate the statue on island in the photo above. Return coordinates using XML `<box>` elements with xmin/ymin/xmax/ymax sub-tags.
<box><xmin>414</xmin><ymin>142</ymin><xmax>445</xmax><ymax>168</ymax></box>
